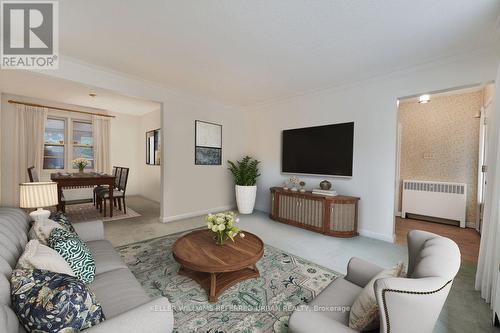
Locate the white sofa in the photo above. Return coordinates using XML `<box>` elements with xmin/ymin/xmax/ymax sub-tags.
<box><xmin>0</xmin><ymin>207</ymin><xmax>174</xmax><ymax>333</ymax></box>
<box><xmin>289</xmin><ymin>230</ymin><xmax>461</xmax><ymax>333</ymax></box>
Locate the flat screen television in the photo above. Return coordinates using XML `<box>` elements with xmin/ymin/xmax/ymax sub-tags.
<box><xmin>281</xmin><ymin>122</ymin><xmax>354</xmax><ymax>177</ymax></box>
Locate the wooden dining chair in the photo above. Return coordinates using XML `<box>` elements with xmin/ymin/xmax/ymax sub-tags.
<box><xmin>97</xmin><ymin>167</ymin><xmax>129</xmax><ymax>217</ymax></box>
<box><xmin>94</xmin><ymin>166</ymin><xmax>119</xmax><ymax>206</ymax></box>
<box><xmin>27</xmin><ymin>166</ymin><xmax>39</xmax><ymax>182</ymax></box>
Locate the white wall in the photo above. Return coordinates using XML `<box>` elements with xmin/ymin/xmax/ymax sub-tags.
<box><xmin>161</xmin><ymin>101</ymin><xmax>251</xmax><ymax>221</ymax></box>
<box><xmin>138</xmin><ymin>109</ymin><xmax>161</xmax><ymax>203</ymax></box>
<box><xmin>108</xmin><ymin>111</ymin><xmax>141</xmax><ymax>196</ymax></box>
<box><xmin>247</xmin><ymin>48</ymin><xmax>499</xmax><ymax>242</ymax></box>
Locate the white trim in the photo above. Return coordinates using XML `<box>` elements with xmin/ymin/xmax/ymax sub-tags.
<box><xmin>160</xmin><ymin>205</ymin><xmax>235</xmax><ymax>223</ymax></box>
<box><xmin>466</xmin><ymin>221</ymin><xmax>477</xmax><ymax>229</ymax></box>
<box><xmin>246</xmin><ymin>46</ymin><xmax>498</xmax><ymax>110</ymax></box>
<box><xmin>358</xmin><ymin>229</ymin><xmax>395</xmax><ymax>243</ymax></box>
<box><xmin>395</xmin><ymin>211</ymin><xmax>402</xmax><ymax>217</ymax></box>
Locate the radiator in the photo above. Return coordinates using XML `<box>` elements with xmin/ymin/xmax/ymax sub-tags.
<box><xmin>401</xmin><ymin>180</ymin><xmax>466</xmax><ymax>228</ymax></box>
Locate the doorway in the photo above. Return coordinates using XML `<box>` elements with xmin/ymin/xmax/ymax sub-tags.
<box><xmin>393</xmin><ymin>83</ymin><xmax>495</xmax><ymax>262</ymax></box>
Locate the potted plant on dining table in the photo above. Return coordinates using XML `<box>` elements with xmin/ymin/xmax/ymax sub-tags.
<box><xmin>73</xmin><ymin>157</ymin><xmax>89</xmax><ymax>173</ymax></box>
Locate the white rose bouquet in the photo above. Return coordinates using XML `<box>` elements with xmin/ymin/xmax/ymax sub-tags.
<box><xmin>73</xmin><ymin>157</ymin><xmax>89</xmax><ymax>172</ymax></box>
<box><xmin>206</xmin><ymin>211</ymin><xmax>244</xmax><ymax>245</ymax></box>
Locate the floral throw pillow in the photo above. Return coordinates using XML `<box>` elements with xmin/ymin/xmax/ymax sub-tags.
<box><xmin>49</xmin><ymin>212</ymin><xmax>76</xmax><ymax>233</ymax></box>
<box><xmin>11</xmin><ymin>269</ymin><xmax>105</xmax><ymax>332</ymax></box>
<box><xmin>48</xmin><ymin>228</ymin><xmax>96</xmax><ymax>283</ymax></box>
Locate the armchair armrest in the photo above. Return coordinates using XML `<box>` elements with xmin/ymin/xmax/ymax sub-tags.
<box><xmin>374</xmin><ymin>276</ymin><xmax>453</xmax><ymax>333</ymax></box>
<box><xmin>73</xmin><ymin>220</ymin><xmax>104</xmax><ymax>242</ymax></box>
<box><xmin>344</xmin><ymin>257</ymin><xmax>384</xmax><ymax>288</ymax></box>
<box><xmin>85</xmin><ymin>297</ymin><xmax>174</xmax><ymax>333</ymax></box>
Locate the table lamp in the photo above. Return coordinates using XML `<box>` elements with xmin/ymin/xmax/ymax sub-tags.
<box><xmin>19</xmin><ymin>182</ymin><xmax>58</xmax><ymax>223</ymax></box>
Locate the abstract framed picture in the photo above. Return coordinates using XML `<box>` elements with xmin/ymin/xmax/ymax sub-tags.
<box><xmin>195</xmin><ymin>120</ymin><xmax>222</xmax><ymax>165</ymax></box>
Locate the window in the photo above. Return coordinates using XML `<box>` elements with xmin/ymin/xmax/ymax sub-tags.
<box><xmin>72</xmin><ymin>120</ymin><xmax>94</xmax><ymax>169</ymax></box>
<box><xmin>43</xmin><ymin>118</ymin><xmax>65</xmax><ymax>169</ymax></box>
<box><xmin>43</xmin><ymin>117</ymin><xmax>94</xmax><ymax>170</ymax></box>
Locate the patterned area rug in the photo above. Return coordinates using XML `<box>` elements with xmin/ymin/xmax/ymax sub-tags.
<box><xmin>117</xmin><ymin>231</ymin><xmax>340</xmax><ymax>333</ymax></box>
<box><xmin>61</xmin><ymin>203</ymin><xmax>141</xmax><ymax>222</ymax></box>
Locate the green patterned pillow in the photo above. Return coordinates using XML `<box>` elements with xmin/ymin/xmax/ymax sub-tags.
<box><xmin>49</xmin><ymin>212</ymin><xmax>76</xmax><ymax>233</ymax></box>
<box><xmin>48</xmin><ymin>228</ymin><xmax>96</xmax><ymax>284</ymax></box>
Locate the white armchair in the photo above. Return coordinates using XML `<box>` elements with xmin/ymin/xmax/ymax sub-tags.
<box><xmin>288</xmin><ymin>230</ymin><xmax>461</xmax><ymax>333</ymax></box>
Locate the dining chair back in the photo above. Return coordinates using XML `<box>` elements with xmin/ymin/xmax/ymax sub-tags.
<box><xmin>27</xmin><ymin>167</ymin><xmax>39</xmax><ymax>182</ymax></box>
<box><xmin>118</xmin><ymin>167</ymin><xmax>129</xmax><ymax>193</ymax></box>
<box><xmin>114</xmin><ymin>166</ymin><xmax>121</xmax><ymax>188</ymax></box>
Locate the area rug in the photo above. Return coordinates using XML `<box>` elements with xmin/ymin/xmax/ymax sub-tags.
<box><xmin>117</xmin><ymin>231</ymin><xmax>340</xmax><ymax>333</ymax></box>
<box><xmin>62</xmin><ymin>202</ymin><xmax>141</xmax><ymax>222</ymax></box>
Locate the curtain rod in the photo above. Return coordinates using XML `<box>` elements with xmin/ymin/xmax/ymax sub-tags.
<box><xmin>7</xmin><ymin>100</ymin><xmax>115</xmax><ymax>118</ymax></box>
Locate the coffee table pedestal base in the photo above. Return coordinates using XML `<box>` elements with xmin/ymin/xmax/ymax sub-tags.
<box><xmin>178</xmin><ymin>265</ymin><xmax>260</xmax><ymax>303</ymax></box>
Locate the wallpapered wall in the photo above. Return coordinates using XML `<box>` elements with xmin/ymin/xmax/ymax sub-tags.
<box><xmin>399</xmin><ymin>90</ymin><xmax>484</xmax><ymax>226</ymax></box>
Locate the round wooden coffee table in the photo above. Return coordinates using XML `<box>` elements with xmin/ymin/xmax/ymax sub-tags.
<box><xmin>172</xmin><ymin>229</ymin><xmax>264</xmax><ymax>303</ymax></box>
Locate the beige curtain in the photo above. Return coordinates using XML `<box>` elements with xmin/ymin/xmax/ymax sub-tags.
<box><xmin>10</xmin><ymin>104</ymin><xmax>47</xmax><ymax>205</ymax></box>
<box><xmin>92</xmin><ymin>115</ymin><xmax>111</xmax><ymax>173</ymax></box>
<box><xmin>475</xmin><ymin>66</ymin><xmax>500</xmax><ymax>305</ymax></box>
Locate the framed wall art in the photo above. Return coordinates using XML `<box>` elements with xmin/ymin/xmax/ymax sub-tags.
<box><xmin>146</xmin><ymin>128</ymin><xmax>161</xmax><ymax>165</ymax></box>
<box><xmin>195</xmin><ymin>120</ymin><xmax>222</xmax><ymax>165</ymax></box>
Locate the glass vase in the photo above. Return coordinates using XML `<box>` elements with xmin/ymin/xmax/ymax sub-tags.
<box><xmin>215</xmin><ymin>232</ymin><xmax>226</xmax><ymax>246</ymax></box>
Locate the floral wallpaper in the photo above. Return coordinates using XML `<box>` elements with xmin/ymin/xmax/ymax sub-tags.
<box><xmin>399</xmin><ymin>90</ymin><xmax>483</xmax><ymax>226</ymax></box>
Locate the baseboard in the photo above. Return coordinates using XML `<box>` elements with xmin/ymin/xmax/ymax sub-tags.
<box><xmin>358</xmin><ymin>229</ymin><xmax>395</xmax><ymax>243</ymax></box>
<box><xmin>465</xmin><ymin>221</ymin><xmax>476</xmax><ymax>229</ymax></box>
<box><xmin>160</xmin><ymin>205</ymin><xmax>235</xmax><ymax>223</ymax></box>
<box><xmin>395</xmin><ymin>211</ymin><xmax>402</xmax><ymax>217</ymax></box>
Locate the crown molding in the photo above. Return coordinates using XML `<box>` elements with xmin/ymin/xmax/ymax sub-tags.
<box><xmin>245</xmin><ymin>46</ymin><xmax>499</xmax><ymax>111</ymax></box>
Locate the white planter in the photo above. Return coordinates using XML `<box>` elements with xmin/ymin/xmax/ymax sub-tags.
<box><xmin>235</xmin><ymin>185</ymin><xmax>257</xmax><ymax>214</ymax></box>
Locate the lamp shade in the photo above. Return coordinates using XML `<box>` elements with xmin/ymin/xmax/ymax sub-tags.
<box><xmin>19</xmin><ymin>182</ymin><xmax>58</xmax><ymax>209</ymax></box>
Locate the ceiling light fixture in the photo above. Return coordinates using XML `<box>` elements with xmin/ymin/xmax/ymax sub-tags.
<box><xmin>89</xmin><ymin>92</ymin><xmax>97</xmax><ymax>98</ymax></box>
<box><xmin>418</xmin><ymin>94</ymin><xmax>430</xmax><ymax>104</ymax></box>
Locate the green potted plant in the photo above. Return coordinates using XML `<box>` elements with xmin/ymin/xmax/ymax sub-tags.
<box><xmin>227</xmin><ymin>156</ymin><xmax>261</xmax><ymax>214</ymax></box>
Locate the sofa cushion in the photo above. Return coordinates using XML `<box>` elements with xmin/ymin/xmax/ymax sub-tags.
<box><xmin>349</xmin><ymin>262</ymin><xmax>405</xmax><ymax>331</ymax></box>
<box><xmin>88</xmin><ymin>268</ymin><xmax>150</xmax><ymax>319</ymax></box>
<box><xmin>49</xmin><ymin>212</ymin><xmax>76</xmax><ymax>233</ymax></box>
<box><xmin>17</xmin><ymin>240</ymin><xmax>75</xmax><ymax>276</ymax></box>
<box><xmin>289</xmin><ymin>277</ymin><xmax>361</xmax><ymax>333</ymax></box>
<box><xmin>48</xmin><ymin>228</ymin><xmax>96</xmax><ymax>283</ymax></box>
<box><xmin>11</xmin><ymin>269</ymin><xmax>105</xmax><ymax>332</ymax></box>
<box><xmin>31</xmin><ymin>219</ymin><xmax>64</xmax><ymax>245</ymax></box>
<box><xmin>87</xmin><ymin>240</ymin><xmax>128</xmax><ymax>275</ymax></box>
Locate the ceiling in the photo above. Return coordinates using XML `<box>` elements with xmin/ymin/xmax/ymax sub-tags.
<box><xmin>0</xmin><ymin>71</ymin><xmax>160</xmax><ymax>115</ymax></box>
<box><xmin>59</xmin><ymin>1</ymin><xmax>500</xmax><ymax>106</ymax></box>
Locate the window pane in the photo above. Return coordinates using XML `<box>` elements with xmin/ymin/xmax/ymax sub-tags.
<box><xmin>43</xmin><ymin>145</ymin><xmax>64</xmax><ymax>169</ymax></box>
<box><xmin>44</xmin><ymin>118</ymin><xmax>65</xmax><ymax>144</ymax></box>
<box><xmin>73</xmin><ymin>121</ymin><xmax>93</xmax><ymax>146</ymax></box>
<box><xmin>73</xmin><ymin>147</ymin><xmax>94</xmax><ymax>169</ymax></box>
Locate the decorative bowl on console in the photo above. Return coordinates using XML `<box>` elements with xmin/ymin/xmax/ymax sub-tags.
<box><xmin>320</xmin><ymin>180</ymin><xmax>332</xmax><ymax>190</ymax></box>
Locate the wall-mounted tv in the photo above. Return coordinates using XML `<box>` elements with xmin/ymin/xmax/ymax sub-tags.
<box><xmin>281</xmin><ymin>122</ymin><xmax>354</xmax><ymax>177</ymax></box>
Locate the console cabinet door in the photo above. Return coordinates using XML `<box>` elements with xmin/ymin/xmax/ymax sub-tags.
<box><xmin>327</xmin><ymin>200</ymin><xmax>358</xmax><ymax>236</ymax></box>
<box><xmin>277</xmin><ymin>193</ymin><xmax>323</xmax><ymax>232</ymax></box>
<box><xmin>295</xmin><ymin>196</ymin><xmax>323</xmax><ymax>231</ymax></box>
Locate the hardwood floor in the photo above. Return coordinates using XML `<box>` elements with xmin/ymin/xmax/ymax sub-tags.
<box><xmin>395</xmin><ymin>217</ymin><xmax>481</xmax><ymax>262</ymax></box>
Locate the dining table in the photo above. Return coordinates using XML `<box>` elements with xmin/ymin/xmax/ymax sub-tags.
<box><xmin>50</xmin><ymin>172</ymin><xmax>116</xmax><ymax>217</ymax></box>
